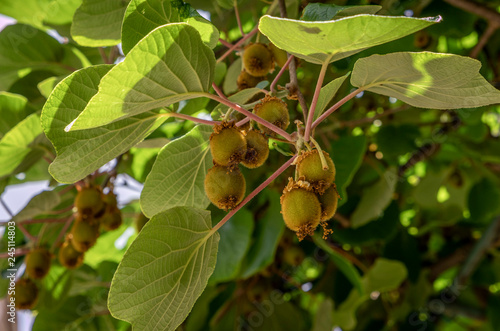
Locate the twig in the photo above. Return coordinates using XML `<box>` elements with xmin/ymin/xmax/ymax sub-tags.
<box><xmin>0</xmin><ymin>218</ymin><xmax>68</xmax><ymax>226</ymax></box>
<box><xmin>98</xmin><ymin>48</ymin><xmax>109</xmax><ymax>64</ymax></box>
<box><xmin>212</xmin><ymin>82</ymin><xmax>226</xmax><ymax>99</ymax></box>
<box><xmin>51</xmin><ymin>215</ymin><xmax>74</xmax><ymax>252</ymax></box>
<box><xmin>211</xmin><ymin>155</ymin><xmax>297</xmax><ymax>233</ymax></box>
<box><xmin>0</xmin><ymin>247</ymin><xmax>30</xmax><ymax>259</ymax></box>
<box><xmin>17</xmin><ymin>223</ymin><xmax>36</xmax><ymax>241</ymax></box>
<box><xmin>218</xmin><ymin>38</ymin><xmax>233</xmax><ymax>48</ymax></box>
<box><xmin>0</xmin><ymin>197</ymin><xmax>13</xmax><ymax>217</ymax></box>
<box><xmin>333</xmin><ymin>213</ymin><xmax>350</xmax><ymax>228</ymax></box>
<box><xmin>312</xmin><ymin>88</ymin><xmax>364</xmax><ymax>129</ymax></box>
<box><xmin>305</xmin><ymin>61</ymin><xmax>329</xmax><ymax>141</ymax></box>
<box><xmin>217</xmin><ymin>25</ymin><xmax>259</xmax><ymax>63</ymax></box>
<box><xmin>470</xmin><ymin>23</ymin><xmax>498</xmax><ymax>58</ymax></box>
<box><xmin>270</xmin><ymin>55</ymin><xmax>294</xmax><ymax>94</ymax></box>
<box><xmin>234</xmin><ymin>2</ymin><xmax>245</xmax><ymax>37</ymax></box>
<box><xmin>159</xmin><ymin>112</ymin><xmax>220</xmax><ymax>126</ymax></box>
<box><xmin>339</xmin><ymin>105</ymin><xmax>409</xmax><ymax>128</ymax></box>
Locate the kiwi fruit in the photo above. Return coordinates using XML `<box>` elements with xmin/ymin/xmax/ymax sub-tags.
<box><xmin>25</xmin><ymin>247</ymin><xmax>51</xmax><ymax>280</ymax></box>
<box><xmin>296</xmin><ymin>149</ymin><xmax>336</xmax><ymax>193</ymax></box>
<box><xmin>98</xmin><ymin>192</ymin><xmax>122</xmax><ymax>231</ymax></box>
<box><xmin>74</xmin><ymin>186</ymin><xmax>104</xmax><ymax>218</ymax></box>
<box><xmin>317</xmin><ymin>184</ymin><xmax>339</xmax><ymax>221</ymax></box>
<box><xmin>241</xmin><ymin>130</ymin><xmax>269</xmax><ymax>169</ymax></box>
<box><xmin>237</xmin><ymin>69</ymin><xmax>265</xmax><ymax>90</ymax></box>
<box><xmin>70</xmin><ymin>217</ymin><xmax>100</xmax><ymax>252</ymax></box>
<box><xmin>242</xmin><ymin>43</ymin><xmax>274</xmax><ymax>77</ymax></box>
<box><xmin>58</xmin><ymin>239</ymin><xmax>84</xmax><ymax>269</ymax></box>
<box><xmin>280</xmin><ymin>178</ymin><xmax>322</xmax><ymax>241</ymax></box>
<box><xmin>210</xmin><ymin>122</ymin><xmax>247</xmax><ymax>167</ymax></box>
<box><xmin>268</xmin><ymin>42</ymin><xmax>288</xmax><ymax>68</ymax></box>
<box><xmin>134</xmin><ymin>213</ymin><xmax>149</xmax><ymax>233</ymax></box>
<box><xmin>253</xmin><ymin>95</ymin><xmax>290</xmax><ymax>135</ymax></box>
<box><xmin>282</xmin><ymin>245</ymin><xmax>305</xmax><ymax>266</ymax></box>
<box><xmin>204</xmin><ymin>165</ymin><xmax>246</xmax><ymax>210</ymax></box>
<box><xmin>12</xmin><ymin>278</ymin><xmax>38</xmax><ymax>309</ymax></box>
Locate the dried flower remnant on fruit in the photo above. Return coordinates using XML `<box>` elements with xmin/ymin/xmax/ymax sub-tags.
<box><xmin>210</xmin><ymin>121</ymin><xmax>247</xmax><ymax>167</ymax></box>
<box><xmin>297</xmin><ymin>149</ymin><xmax>336</xmax><ymax>193</ymax></box>
<box><xmin>253</xmin><ymin>95</ymin><xmax>290</xmax><ymax>136</ymax></box>
<box><xmin>25</xmin><ymin>247</ymin><xmax>52</xmax><ymax>279</ymax></box>
<box><xmin>241</xmin><ymin>130</ymin><xmax>269</xmax><ymax>168</ymax></box>
<box><xmin>242</xmin><ymin>43</ymin><xmax>274</xmax><ymax>77</ymax></box>
<box><xmin>237</xmin><ymin>69</ymin><xmax>265</xmax><ymax>90</ymax></box>
<box><xmin>280</xmin><ymin>178</ymin><xmax>321</xmax><ymax>241</ymax></box>
<box><xmin>12</xmin><ymin>279</ymin><xmax>38</xmax><ymax>309</ymax></box>
<box><xmin>204</xmin><ymin>165</ymin><xmax>246</xmax><ymax>211</ymax></box>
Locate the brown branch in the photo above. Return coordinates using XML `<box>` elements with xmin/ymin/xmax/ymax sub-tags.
<box><xmin>470</xmin><ymin>23</ymin><xmax>498</xmax><ymax>58</ymax></box>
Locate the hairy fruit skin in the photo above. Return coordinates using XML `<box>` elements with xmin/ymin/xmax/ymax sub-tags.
<box><xmin>70</xmin><ymin>218</ymin><xmax>100</xmax><ymax>252</ymax></box>
<box><xmin>134</xmin><ymin>213</ymin><xmax>149</xmax><ymax>233</ymax></box>
<box><xmin>204</xmin><ymin>165</ymin><xmax>246</xmax><ymax>211</ymax></box>
<box><xmin>268</xmin><ymin>42</ymin><xmax>288</xmax><ymax>68</ymax></box>
<box><xmin>99</xmin><ymin>209</ymin><xmax>123</xmax><ymax>231</ymax></box>
<box><xmin>58</xmin><ymin>239</ymin><xmax>84</xmax><ymax>269</ymax></box>
<box><xmin>297</xmin><ymin>150</ymin><xmax>336</xmax><ymax>193</ymax></box>
<box><xmin>280</xmin><ymin>179</ymin><xmax>321</xmax><ymax>241</ymax></box>
<box><xmin>237</xmin><ymin>69</ymin><xmax>265</xmax><ymax>90</ymax></box>
<box><xmin>242</xmin><ymin>43</ymin><xmax>274</xmax><ymax>77</ymax></box>
<box><xmin>253</xmin><ymin>96</ymin><xmax>290</xmax><ymax>135</ymax></box>
<box><xmin>12</xmin><ymin>279</ymin><xmax>38</xmax><ymax>309</ymax></box>
<box><xmin>210</xmin><ymin>122</ymin><xmax>247</xmax><ymax>167</ymax></box>
<box><xmin>25</xmin><ymin>247</ymin><xmax>51</xmax><ymax>280</ymax></box>
<box><xmin>241</xmin><ymin>130</ymin><xmax>269</xmax><ymax>168</ymax></box>
<box><xmin>74</xmin><ymin>186</ymin><xmax>104</xmax><ymax>218</ymax></box>
<box><xmin>318</xmin><ymin>184</ymin><xmax>339</xmax><ymax>221</ymax></box>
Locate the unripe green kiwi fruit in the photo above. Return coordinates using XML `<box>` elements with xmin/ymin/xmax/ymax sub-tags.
<box><xmin>268</xmin><ymin>42</ymin><xmax>288</xmax><ymax>68</ymax></box>
<box><xmin>210</xmin><ymin>122</ymin><xmax>247</xmax><ymax>167</ymax></box>
<box><xmin>134</xmin><ymin>213</ymin><xmax>149</xmax><ymax>233</ymax></box>
<box><xmin>12</xmin><ymin>278</ymin><xmax>38</xmax><ymax>309</ymax></box>
<box><xmin>297</xmin><ymin>149</ymin><xmax>336</xmax><ymax>193</ymax></box>
<box><xmin>237</xmin><ymin>69</ymin><xmax>265</xmax><ymax>90</ymax></box>
<box><xmin>280</xmin><ymin>178</ymin><xmax>322</xmax><ymax>241</ymax></box>
<box><xmin>58</xmin><ymin>239</ymin><xmax>84</xmax><ymax>269</ymax></box>
<box><xmin>242</xmin><ymin>43</ymin><xmax>274</xmax><ymax>77</ymax></box>
<box><xmin>70</xmin><ymin>218</ymin><xmax>100</xmax><ymax>252</ymax></box>
<box><xmin>241</xmin><ymin>130</ymin><xmax>269</xmax><ymax>168</ymax></box>
<box><xmin>317</xmin><ymin>184</ymin><xmax>339</xmax><ymax>221</ymax></box>
<box><xmin>204</xmin><ymin>165</ymin><xmax>246</xmax><ymax>210</ymax></box>
<box><xmin>253</xmin><ymin>95</ymin><xmax>290</xmax><ymax>135</ymax></box>
<box><xmin>74</xmin><ymin>186</ymin><xmax>104</xmax><ymax>218</ymax></box>
<box><xmin>25</xmin><ymin>247</ymin><xmax>51</xmax><ymax>279</ymax></box>
<box><xmin>99</xmin><ymin>209</ymin><xmax>123</xmax><ymax>231</ymax></box>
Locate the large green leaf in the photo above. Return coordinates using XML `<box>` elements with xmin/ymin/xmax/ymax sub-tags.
<box><xmin>209</xmin><ymin>209</ymin><xmax>254</xmax><ymax>284</ymax></box>
<box><xmin>351</xmin><ymin>52</ymin><xmax>500</xmax><ymax>109</ymax></box>
<box><xmin>12</xmin><ymin>191</ymin><xmax>61</xmax><ymax>222</ymax></box>
<box><xmin>71</xmin><ymin>0</ymin><xmax>130</xmax><ymax>46</ymax></box>
<box><xmin>0</xmin><ymin>24</ymin><xmax>71</xmax><ymax>91</ymax></box>
<box><xmin>301</xmin><ymin>3</ymin><xmax>381</xmax><ymax>21</ymax></box>
<box><xmin>332</xmin><ymin>258</ymin><xmax>407</xmax><ymax>330</ymax></box>
<box><xmin>0</xmin><ymin>92</ymin><xmax>35</xmax><ymax>138</ymax></box>
<box><xmin>314</xmin><ymin>72</ymin><xmax>350</xmax><ymax>120</ymax></box>
<box><xmin>350</xmin><ymin>168</ymin><xmax>397</xmax><ymax>228</ymax></box>
<box><xmin>0</xmin><ymin>0</ymin><xmax>82</xmax><ymax>28</ymax></box>
<box><xmin>68</xmin><ymin>23</ymin><xmax>215</xmax><ymax>131</ymax></box>
<box><xmin>41</xmin><ymin>65</ymin><xmax>166</xmax><ymax>183</ymax></box>
<box><xmin>122</xmin><ymin>0</ymin><xmax>219</xmax><ymax>54</ymax></box>
<box><xmin>140</xmin><ymin>125</ymin><xmax>213</xmax><ymax>217</ymax></box>
<box><xmin>259</xmin><ymin>15</ymin><xmax>440</xmax><ymax>65</ymax></box>
<box><xmin>0</xmin><ymin>112</ymin><xmax>44</xmax><ymax>179</ymax></box>
<box><xmin>108</xmin><ymin>207</ymin><xmax>219</xmax><ymax>331</ymax></box>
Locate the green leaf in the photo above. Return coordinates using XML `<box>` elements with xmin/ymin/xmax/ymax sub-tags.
<box><xmin>12</xmin><ymin>190</ymin><xmax>61</xmax><ymax>222</ymax></box>
<box><xmin>0</xmin><ymin>112</ymin><xmax>44</xmax><ymax>179</ymax></box>
<box><xmin>33</xmin><ymin>295</ymin><xmax>94</xmax><ymax>331</ymax></box>
<box><xmin>0</xmin><ymin>92</ymin><xmax>35</xmax><ymax>138</ymax></box>
<box><xmin>71</xmin><ymin>0</ymin><xmax>130</xmax><ymax>47</ymax></box>
<box><xmin>37</xmin><ymin>76</ymin><xmax>65</xmax><ymax>99</ymax></box>
<box><xmin>140</xmin><ymin>125</ymin><xmax>212</xmax><ymax>217</ymax></box>
<box><xmin>312</xmin><ymin>298</ymin><xmax>333</xmax><ymax>331</ymax></box>
<box><xmin>68</xmin><ymin>23</ymin><xmax>215</xmax><ymax>131</ymax></box>
<box><xmin>350</xmin><ymin>168</ymin><xmax>397</xmax><ymax>228</ymax></box>
<box><xmin>240</xmin><ymin>191</ymin><xmax>285</xmax><ymax>278</ymax></box>
<box><xmin>38</xmin><ymin>265</ymin><xmax>72</xmax><ymax>311</ymax></box>
<box><xmin>209</xmin><ymin>209</ymin><xmax>254</xmax><ymax>284</ymax></box>
<box><xmin>375</xmin><ymin>124</ymin><xmax>420</xmax><ymax>164</ymax></box>
<box><xmin>314</xmin><ymin>72</ymin><xmax>350</xmax><ymax>120</ymax></box>
<box><xmin>313</xmin><ymin>234</ymin><xmax>363</xmax><ymax>295</ymax></box>
<box><xmin>468</xmin><ymin>178</ymin><xmax>500</xmax><ymax>222</ymax></box>
<box><xmin>330</xmin><ymin>135</ymin><xmax>367</xmax><ymax>204</ymax></box>
<box><xmin>259</xmin><ymin>15</ymin><xmax>440</xmax><ymax>65</ymax></box>
<box><xmin>0</xmin><ymin>24</ymin><xmax>70</xmax><ymax>91</ymax></box>
<box><xmin>301</xmin><ymin>3</ymin><xmax>381</xmax><ymax>21</ymax></box>
<box><xmin>41</xmin><ymin>65</ymin><xmax>166</xmax><ymax>183</ymax></box>
<box><xmin>352</xmin><ymin>52</ymin><xmax>500</xmax><ymax>109</ymax></box>
<box><xmin>333</xmin><ymin>258</ymin><xmax>407</xmax><ymax>330</ymax></box>
<box><xmin>122</xmin><ymin>0</ymin><xmax>220</xmax><ymax>54</ymax></box>
<box><xmin>84</xmin><ymin>223</ymin><xmax>130</xmax><ymax>268</ymax></box>
<box><xmin>108</xmin><ymin>207</ymin><xmax>219</xmax><ymax>331</ymax></box>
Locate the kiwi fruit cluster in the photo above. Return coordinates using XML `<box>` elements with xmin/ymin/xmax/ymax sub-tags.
<box><xmin>281</xmin><ymin>149</ymin><xmax>339</xmax><ymax>241</ymax></box>
<box><xmin>237</xmin><ymin>42</ymin><xmax>287</xmax><ymax>91</ymax></box>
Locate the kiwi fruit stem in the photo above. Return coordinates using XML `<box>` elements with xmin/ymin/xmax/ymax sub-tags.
<box><xmin>310</xmin><ymin>137</ymin><xmax>329</xmax><ymax>170</ymax></box>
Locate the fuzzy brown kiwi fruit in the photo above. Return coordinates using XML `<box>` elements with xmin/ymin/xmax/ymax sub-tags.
<box><xmin>74</xmin><ymin>186</ymin><xmax>104</xmax><ymax>218</ymax></box>
<box><xmin>296</xmin><ymin>149</ymin><xmax>336</xmax><ymax>193</ymax></box>
<box><xmin>134</xmin><ymin>213</ymin><xmax>149</xmax><ymax>233</ymax></box>
<box><xmin>317</xmin><ymin>184</ymin><xmax>339</xmax><ymax>221</ymax></box>
<box><xmin>268</xmin><ymin>42</ymin><xmax>288</xmax><ymax>68</ymax></box>
<box><xmin>280</xmin><ymin>178</ymin><xmax>322</xmax><ymax>241</ymax></box>
<box><xmin>242</xmin><ymin>43</ymin><xmax>274</xmax><ymax>77</ymax></box>
<box><xmin>237</xmin><ymin>69</ymin><xmax>265</xmax><ymax>90</ymax></box>
<box><xmin>204</xmin><ymin>165</ymin><xmax>246</xmax><ymax>210</ymax></box>
<box><xmin>99</xmin><ymin>192</ymin><xmax>122</xmax><ymax>231</ymax></box>
<box><xmin>70</xmin><ymin>217</ymin><xmax>100</xmax><ymax>252</ymax></box>
<box><xmin>241</xmin><ymin>130</ymin><xmax>269</xmax><ymax>168</ymax></box>
<box><xmin>25</xmin><ymin>247</ymin><xmax>51</xmax><ymax>279</ymax></box>
<box><xmin>12</xmin><ymin>278</ymin><xmax>38</xmax><ymax>309</ymax></box>
<box><xmin>210</xmin><ymin>122</ymin><xmax>247</xmax><ymax>167</ymax></box>
<box><xmin>58</xmin><ymin>239</ymin><xmax>84</xmax><ymax>269</ymax></box>
<box><xmin>253</xmin><ymin>95</ymin><xmax>289</xmax><ymax>135</ymax></box>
